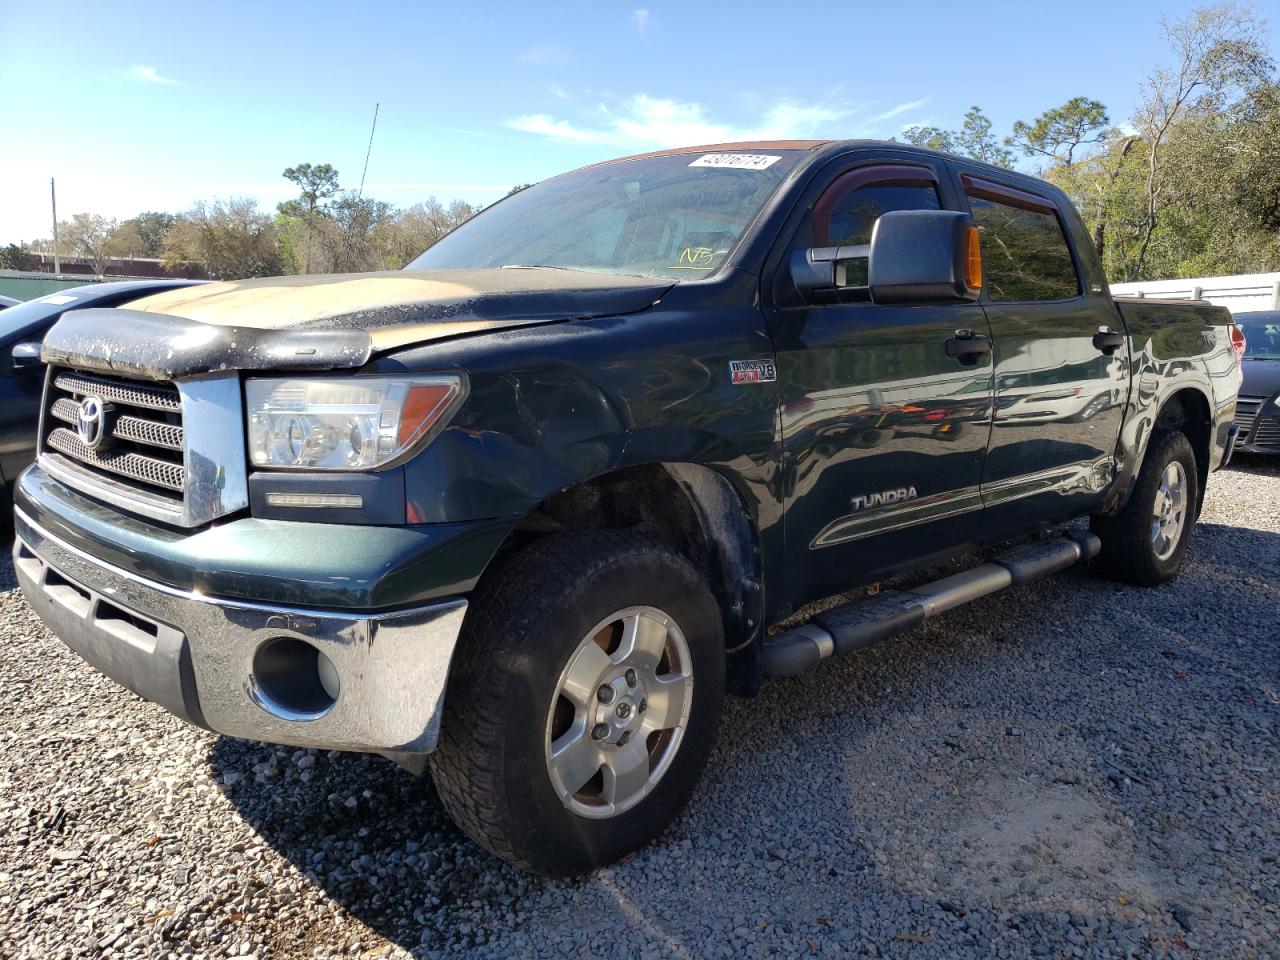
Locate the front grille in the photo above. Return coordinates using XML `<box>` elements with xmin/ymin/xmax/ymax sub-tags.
<box><xmin>41</xmin><ymin>369</ymin><xmax>186</xmax><ymax>505</ymax></box>
<box><xmin>1250</xmin><ymin>415</ymin><xmax>1280</xmax><ymax>448</ymax></box>
<box><xmin>1234</xmin><ymin>394</ymin><xmax>1264</xmax><ymax>443</ymax></box>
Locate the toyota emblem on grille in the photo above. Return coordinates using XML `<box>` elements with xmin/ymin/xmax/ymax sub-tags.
<box><xmin>76</xmin><ymin>395</ymin><xmax>109</xmax><ymax>449</ymax></box>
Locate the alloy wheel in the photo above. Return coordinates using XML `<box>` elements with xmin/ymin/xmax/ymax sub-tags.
<box><xmin>545</xmin><ymin>606</ymin><xmax>694</xmax><ymax>819</ymax></box>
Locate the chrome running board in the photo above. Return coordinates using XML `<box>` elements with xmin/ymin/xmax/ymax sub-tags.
<box><xmin>761</xmin><ymin>533</ymin><xmax>1101</xmax><ymax>678</ymax></box>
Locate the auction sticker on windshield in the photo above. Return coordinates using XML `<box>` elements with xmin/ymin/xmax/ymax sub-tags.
<box><xmin>689</xmin><ymin>154</ymin><xmax>781</xmax><ymax>170</ymax></box>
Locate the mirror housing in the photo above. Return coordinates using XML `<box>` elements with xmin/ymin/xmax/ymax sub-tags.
<box><xmin>867</xmin><ymin>210</ymin><xmax>982</xmax><ymax>305</ymax></box>
<box><xmin>11</xmin><ymin>341</ymin><xmax>42</xmax><ymax>370</ymax></box>
<box><xmin>788</xmin><ymin>246</ymin><xmax>837</xmax><ymax>304</ymax></box>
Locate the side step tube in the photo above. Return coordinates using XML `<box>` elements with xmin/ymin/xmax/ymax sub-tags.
<box><xmin>762</xmin><ymin>532</ymin><xmax>1100</xmax><ymax>678</ymax></box>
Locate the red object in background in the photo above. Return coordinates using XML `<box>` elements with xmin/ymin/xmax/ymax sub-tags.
<box><xmin>1229</xmin><ymin>322</ymin><xmax>1247</xmax><ymax>359</ymax></box>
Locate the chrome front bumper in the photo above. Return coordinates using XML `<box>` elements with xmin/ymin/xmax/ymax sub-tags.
<box><xmin>13</xmin><ymin>509</ymin><xmax>467</xmax><ymax>755</ymax></box>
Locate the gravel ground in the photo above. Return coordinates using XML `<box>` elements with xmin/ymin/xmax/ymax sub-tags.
<box><xmin>1</xmin><ymin>457</ymin><xmax>1277</xmax><ymax>960</ymax></box>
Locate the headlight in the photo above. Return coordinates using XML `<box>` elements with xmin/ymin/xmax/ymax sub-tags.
<box><xmin>246</xmin><ymin>375</ymin><xmax>465</xmax><ymax>471</ymax></box>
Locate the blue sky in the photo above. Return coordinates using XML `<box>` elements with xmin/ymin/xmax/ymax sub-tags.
<box><xmin>1</xmin><ymin>0</ymin><xmax>1274</xmax><ymax>244</ymax></box>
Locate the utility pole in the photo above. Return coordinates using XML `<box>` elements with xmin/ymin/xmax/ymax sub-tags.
<box><xmin>51</xmin><ymin>178</ymin><xmax>61</xmax><ymax>275</ymax></box>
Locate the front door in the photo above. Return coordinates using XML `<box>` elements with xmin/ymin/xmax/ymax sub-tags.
<box><xmin>952</xmin><ymin>171</ymin><xmax>1128</xmax><ymax>538</ymax></box>
<box><xmin>764</xmin><ymin>157</ymin><xmax>994</xmax><ymax>611</ymax></box>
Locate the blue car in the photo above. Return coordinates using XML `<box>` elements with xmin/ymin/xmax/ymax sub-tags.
<box><xmin>1</xmin><ymin>280</ymin><xmax>205</xmax><ymax>530</ymax></box>
<box><xmin>1232</xmin><ymin>311</ymin><xmax>1280</xmax><ymax>454</ymax></box>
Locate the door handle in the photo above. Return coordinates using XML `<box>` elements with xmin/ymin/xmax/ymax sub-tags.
<box><xmin>944</xmin><ymin>331</ymin><xmax>992</xmax><ymax>364</ymax></box>
<box><xmin>1092</xmin><ymin>330</ymin><xmax>1125</xmax><ymax>354</ymax></box>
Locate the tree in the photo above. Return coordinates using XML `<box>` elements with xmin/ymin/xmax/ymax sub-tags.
<box><xmin>164</xmin><ymin>199</ymin><xmax>281</xmax><ymax>279</ymax></box>
<box><xmin>955</xmin><ymin>106</ymin><xmax>1014</xmax><ymax>167</ymax></box>
<box><xmin>372</xmin><ymin>198</ymin><xmax>478</xmax><ymax>269</ymax></box>
<box><xmin>280</xmin><ymin>162</ymin><xmax>341</xmax><ymax>217</ymax></box>
<box><xmin>279</xmin><ymin>162</ymin><xmax>341</xmax><ymax>273</ymax></box>
<box><xmin>902</xmin><ymin>107</ymin><xmax>1012</xmax><ymax>167</ymax></box>
<box><xmin>505</xmin><ymin>183</ymin><xmax>534</xmax><ymax>197</ymax></box>
<box><xmin>104</xmin><ymin>220</ymin><xmax>145</xmax><ymax>260</ymax></box>
<box><xmin>130</xmin><ymin>212</ymin><xmax>178</xmax><ymax>257</ymax></box>
<box><xmin>1128</xmin><ymin>2</ymin><xmax>1273</xmax><ymax>279</ymax></box>
<box><xmin>320</xmin><ymin>194</ymin><xmax>394</xmax><ymax>272</ymax></box>
<box><xmin>901</xmin><ymin>125</ymin><xmax>956</xmax><ymax>153</ymax></box>
<box><xmin>1008</xmin><ymin>97</ymin><xmax>1110</xmax><ymax>166</ymax></box>
<box><xmin>59</xmin><ymin>213</ymin><xmax>119</xmax><ymax>275</ymax></box>
<box><xmin>0</xmin><ymin>244</ymin><xmax>36</xmax><ymax>271</ymax></box>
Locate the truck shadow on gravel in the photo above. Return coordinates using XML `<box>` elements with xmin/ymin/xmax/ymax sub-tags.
<box><xmin>211</xmin><ymin>521</ymin><xmax>1279</xmax><ymax>957</ymax></box>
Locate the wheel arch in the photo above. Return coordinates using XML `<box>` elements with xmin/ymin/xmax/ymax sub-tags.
<box><xmin>473</xmin><ymin>461</ymin><xmax>766</xmax><ymax>695</ymax></box>
<box><xmin>1153</xmin><ymin>387</ymin><xmax>1212</xmax><ymax>516</ymax></box>
<box><xmin>1109</xmin><ymin>386</ymin><xmax>1213</xmax><ymax>518</ymax></box>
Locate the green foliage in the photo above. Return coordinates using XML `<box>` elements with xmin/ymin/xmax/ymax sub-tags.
<box><xmin>279</xmin><ymin>163</ymin><xmax>341</xmax><ymax>217</ymax></box>
<box><xmin>321</xmin><ymin>195</ymin><xmax>395</xmax><ymax>272</ymax></box>
<box><xmin>130</xmin><ymin>212</ymin><xmax>177</xmax><ymax>257</ymax></box>
<box><xmin>956</xmin><ymin>107</ymin><xmax>1014</xmax><ymax>167</ymax></box>
<box><xmin>164</xmin><ymin>198</ymin><xmax>282</xmax><ymax>280</ymax></box>
<box><xmin>0</xmin><ymin>243</ymin><xmax>34</xmax><ymax>270</ymax></box>
<box><xmin>901</xmin><ymin>125</ymin><xmax>955</xmax><ymax>153</ymax></box>
<box><xmin>901</xmin><ymin>108</ymin><xmax>1012</xmax><ymax>167</ymax></box>
<box><xmin>1009</xmin><ymin>97</ymin><xmax>1110</xmax><ymax>166</ymax></box>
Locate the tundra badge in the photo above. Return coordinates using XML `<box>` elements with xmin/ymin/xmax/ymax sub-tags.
<box><xmin>850</xmin><ymin>486</ymin><xmax>918</xmax><ymax>511</ymax></box>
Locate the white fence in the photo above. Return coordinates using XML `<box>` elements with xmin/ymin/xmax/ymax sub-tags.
<box><xmin>1110</xmin><ymin>273</ymin><xmax>1280</xmax><ymax>314</ymax></box>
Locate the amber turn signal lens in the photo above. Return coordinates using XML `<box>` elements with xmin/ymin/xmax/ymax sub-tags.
<box><xmin>965</xmin><ymin>226</ymin><xmax>983</xmax><ymax>292</ymax></box>
<box><xmin>398</xmin><ymin>383</ymin><xmax>461</xmax><ymax>447</ymax></box>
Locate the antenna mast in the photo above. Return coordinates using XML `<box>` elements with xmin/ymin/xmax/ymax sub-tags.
<box><xmin>51</xmin><ymin>178</ymin><xmax>61</xmax><ymax>274</ymax></box>
<box><xmin>358</xmin><ymin>103</ymin><xmax>380</xmax><ymax>197</ymax></box>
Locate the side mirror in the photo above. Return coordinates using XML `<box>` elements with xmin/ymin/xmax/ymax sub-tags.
<box><xmin>11</xmin><ymin>341</ymin><xmax>42</xmax><ymax>370</ymax></box>
<box><xmin>787</xmin><ymin>243</ymin><xmax>873</xmax><ymax>305</ymax></box>
<box><xmin>867</xmin><ymin>210</ymin><xmax>982</xmax><ymax>305</ymax></box>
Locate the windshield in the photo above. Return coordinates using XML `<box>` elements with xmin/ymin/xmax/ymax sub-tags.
<box><xmin>407</xmin><ymin>151</ymin><xmax>803</xmax><ymax>280</ymax></box>
<box><xmin>1237</xmin><ymin>314</ymin><xmax>1280</xmax><ymax>359</ymax></box>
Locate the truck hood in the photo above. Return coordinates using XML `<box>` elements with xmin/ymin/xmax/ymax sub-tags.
<box><xmin>41</xmin><ymin>268</ymin><xmax>673</xmax><ymax>380</ymax></box>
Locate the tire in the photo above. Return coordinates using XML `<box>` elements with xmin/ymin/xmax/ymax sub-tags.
<box><xmin>428</xmin><ymin>530</ymin><xmax>725</xmax><ymax>875</ymax></box>
<box><xmin>1090</xmin><ymin>429</ymin><xmax>1198</xmax><ymax>586</ymax></box>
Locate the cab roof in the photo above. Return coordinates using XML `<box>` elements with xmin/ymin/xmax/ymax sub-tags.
<box><xmin>597</xmin><ymin>140</ymin><xmax>833</xmax><ymax>165</ymax></box>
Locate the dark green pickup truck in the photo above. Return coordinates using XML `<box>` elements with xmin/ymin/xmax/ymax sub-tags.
<box><xmin>12</xmin><ymin>141</ymin><xmax>1243</xmax><ymax>875</ymax></box>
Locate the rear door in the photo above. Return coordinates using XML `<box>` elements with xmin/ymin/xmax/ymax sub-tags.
<box><xmin>763</xmin><ymin>154</ymin><xmax>994</xmax><ymax>610</ymax></box>
<box><xmin>951</xmin><ymin>170</ymin><xmax>1128</xmax><ymax>537</ymax></box>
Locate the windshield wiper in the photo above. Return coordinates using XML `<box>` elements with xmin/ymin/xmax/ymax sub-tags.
<box><xmin>498</xmin><ymin>263</ymin><xmax>575</xmax><ymax>270</ymax></box>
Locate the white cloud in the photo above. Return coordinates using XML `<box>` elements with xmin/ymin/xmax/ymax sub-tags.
<box><xmin>508</xmin><ymin>93</ymin><xmax>856</xmax><ymax>148</ymax></box>
<box><xmin>127</xmin><ymin>65</ymin><xmax>179</xmax><ymax>85</ymax></box>
<box><xmin>868</xmin><ymin>97</ymin><xmax>930</xmax><ymax>123</ymax></box>
<box><xmin>518</xmin><ymin>45</ymin><xmax>567</xmax><ymax>65</ymax></box>
<box><xmin>632</xmin><ymin>8</ymin><xmax>651</xmax><ymax>38</ymax></box>
<box><xmin>508</xmin><ymin>113</ymin><xmax>611</xmax><ymax>144</ymax></box>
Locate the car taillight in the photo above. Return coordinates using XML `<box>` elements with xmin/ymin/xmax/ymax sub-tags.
<box><xmin>1228</xmin><ymin>323</ymin><xmax>1247</xmax><ymax>359</ymax></box>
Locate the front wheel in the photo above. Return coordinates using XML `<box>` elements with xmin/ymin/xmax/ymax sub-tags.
<box><xmin>1091</xmin><ymin>429</ymin><xmax>1198</xmax><ymax>585</ymax></box>
<box><xmin>429</xmin><ymin>531</ymin><xmax>724</xmax><ymax>875</ymax></box>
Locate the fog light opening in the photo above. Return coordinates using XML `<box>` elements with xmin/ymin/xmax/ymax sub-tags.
<box><xmin>251</xmin><ymin>637</ymin><xmax>339</xmax><ymax>721</ymax></box>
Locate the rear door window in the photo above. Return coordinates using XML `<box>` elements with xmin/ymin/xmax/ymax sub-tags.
<box><xmin>965</xmin><ymin>191</ymin><xmax>1079</xmax><ymax>302</ymax></box>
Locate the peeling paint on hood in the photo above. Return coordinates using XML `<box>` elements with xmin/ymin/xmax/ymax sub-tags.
<box><xmin>125</xmin><ymin>268</ymin><xmax>674</xmax><ymax>351</ymax></box>
<box><xmin>40</xmin><ymin>268</ymin><xmax>674</xmax><ymax>380</ymax></box>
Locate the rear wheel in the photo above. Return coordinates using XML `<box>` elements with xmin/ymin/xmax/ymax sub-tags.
<box><xmin>1091</xmin><ymin>429</ymin><xmax>1198</xmax><ymax>585</ymax></box>
<box><xmin>429</xmin><ymin>531</ymin><xmax>724</xmax><ymax>875</ymax></box>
